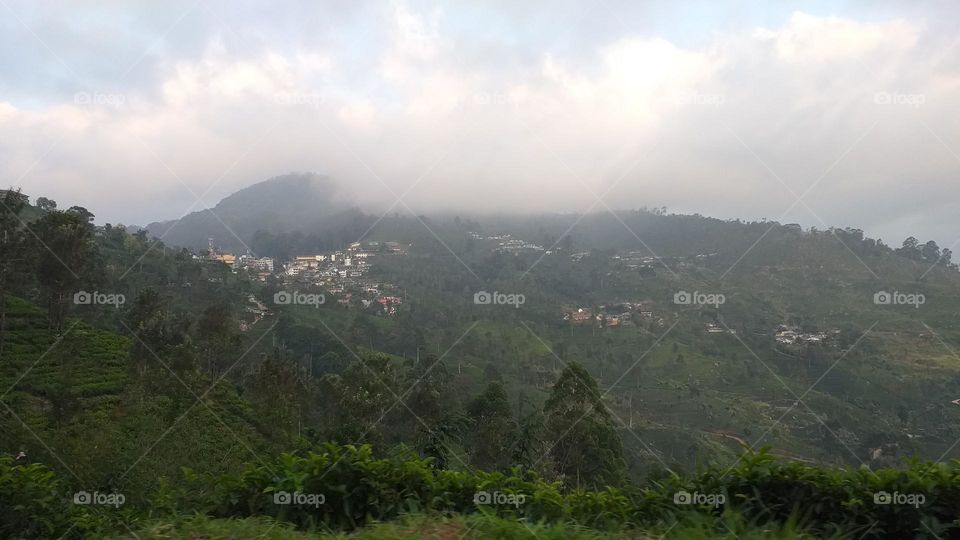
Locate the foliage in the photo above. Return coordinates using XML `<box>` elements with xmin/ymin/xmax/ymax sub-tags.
<box><xmin>544</xmin><ymin>362</ymin><xmax>627</xmax><ymax>488</ymax></box>
<box><xmin>0</xmin><ymin>456</ymin><xmax>74</xmax><ymax>538</ymax></box>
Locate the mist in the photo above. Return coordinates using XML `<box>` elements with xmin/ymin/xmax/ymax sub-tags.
<box><xmin>2</xmin><ymin>0</ymin><xmax>959</xmax><ymax>247</ymax></box>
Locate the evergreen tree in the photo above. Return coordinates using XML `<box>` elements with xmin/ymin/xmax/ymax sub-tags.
<box><xmin>543</xmin><ymin>362</ymin><xmax>626</xmax><ymax>487</ymax></box>
<box><xmin>466</xmin><ymin>382</ymin><xmax>513</xmax><ymax>470</ymax></box>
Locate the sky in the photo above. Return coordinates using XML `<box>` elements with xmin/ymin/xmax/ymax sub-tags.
<box><xmin>1</xmin><ymin>0</ymin><xmax>959</xmax><ymax>247</ymax></box>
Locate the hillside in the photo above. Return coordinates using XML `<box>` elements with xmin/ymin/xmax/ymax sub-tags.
<box><xmin>259</xmin><ymin>208</ymin><xmax>960</xmax><ymax>474</ymax></box>
<box><xmin>143</xmin><ymin>173</ymin><xmax>351</xmax><ymax>250</ymax></box>
<box><xmin>4</xmin><ymin>188</ymin><xmax>960</xmax><ymax>539</ymax></box>
<box><xmin>0</xmin><ymin>296</ymin><xmax>274</xmax><ymax>501</ymax></box>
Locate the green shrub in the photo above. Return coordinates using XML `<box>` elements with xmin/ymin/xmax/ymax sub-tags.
<box><xmin>7</xmin><ymin>444</ymin><xmax>960</xmax><ymax>538</ymax></box>
<box><xmin>0</xmin><ymin>456</ymin><xmax>73</xmax><ymax>538</ymax></box>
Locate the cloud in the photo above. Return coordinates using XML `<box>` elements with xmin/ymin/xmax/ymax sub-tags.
<box><xmin>1</xmin><ymin>1</ymin><xmax>959</xmax><ymax>247</ymax></box>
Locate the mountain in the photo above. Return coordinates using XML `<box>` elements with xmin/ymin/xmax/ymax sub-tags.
<box><xmin>144</xmin><ymin>173</ymin><xmax>349</xmax><ymax>251</ymax></box>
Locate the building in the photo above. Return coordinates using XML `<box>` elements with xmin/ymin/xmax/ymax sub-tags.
<box><xmin>213</xmin><ymin>253</ymin><xmax>236</xmax><ymax>266</ymax></box>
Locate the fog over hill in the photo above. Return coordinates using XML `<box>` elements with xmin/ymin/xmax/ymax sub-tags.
<box><xmin>143</xmin><ymin>173</ymin><xmax>355</xmax><ymax>250</ymax></box>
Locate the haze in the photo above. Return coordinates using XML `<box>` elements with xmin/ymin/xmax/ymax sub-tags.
<box><xmin>2</xmin><ymin>0</ymin><xmax>958</xmax><ymax>246</ymax></box>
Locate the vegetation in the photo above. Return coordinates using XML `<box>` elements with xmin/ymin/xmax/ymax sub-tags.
<box><xmin>5</xmin><ymin>183</ymin><xmax>960</xmax><ymax>538</ymax></box>
<box><xmin>5</xmin><ymin>444</ymin><xmax>960</xmax><ymax>538</ymax></box>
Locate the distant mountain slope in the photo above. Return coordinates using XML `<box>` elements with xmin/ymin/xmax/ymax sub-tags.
<box><xmin>144</xmin><ymin>173</ymin><xmax>347</xmax><ymax>250</ymax></box>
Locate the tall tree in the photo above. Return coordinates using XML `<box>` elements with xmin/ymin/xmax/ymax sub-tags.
<box><xmin>34</xmin><ymin>210</ymin><xmax>97</xmax><ymax>333</ymax></box>
<box><xmin>466</xmin><ymin>382</ymin><xmax>514</xmax><ymax>470</ymax></box>
<box><xmin>543</xmin><ymin>362</ymin><xmax>626</xmax><ymax>487</ymax></box>
<box><xmin>0</xmin><ymin>189</ymin><xmax>27</xmax><ymax>354</ymax></box>
<box><xmin>35</xmin><ymin>197</ymin><xmax>57</xmax><ymax>211</ymax></box>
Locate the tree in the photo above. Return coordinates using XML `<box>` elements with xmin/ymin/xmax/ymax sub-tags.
<box><xmin>318</xmin><ymin>352</ymin><xmax>396</xmax><ymax>445</ymax></box>
<box><xmin>401</xmin><ymin>353</ymin><xmax>452</xmax><ymax>444</ymax></box>
<box><xmin>941</xmin><ymin>248</ymin><xmax>953</xmax><ymax>266</ymax></box>
<box><xmin>921</xmin><ymin>240</ymin><xmax>941</xmax><ymax>264</ymax></box>
<box><xmin>543</xmin><ymin>362</ymin><xmax>626</xmax><ymax>487</ymax></box>
<box><xmin>126</xmin><ymin>288</ymin><xmax>189</xmax><ymax>375</ymax></box>
<box><xmin>66</xmin><ymin>206</ymin><xmax>95</xmax><ymax>224</ymax></box>
<box><xmin>251</xmin><ymin>352</ymin><xmax>310</xmax><ymax>444</ymax></box>
<box><xmin>36</xmin><ymin>197</ymin><xmax>57</xmax><ymax>211</ymax></box>
<box><xmin>195</xmin><ymin>303</ymin><xmax>239</xmax><ymax>375</ymax></box>
<box><xmin>34</xmin><ymin>210</ymin><xmax>97</xmax><ymax>333</ymax></box>
<box><xmin>897</xmin><ymin>237</ymin><xmax>920</xmax><ymax>260</ymax></box>
<box><xmin>0</xmin><ymin>189</ymin><xmax>28</xmax><ymax>354</ymax></box>
<box><xmin>466</xmin><ymin>382</ymin><xmax>514</xmax><ymax>470</ymax></box>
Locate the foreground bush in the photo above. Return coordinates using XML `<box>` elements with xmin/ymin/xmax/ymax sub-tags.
<box><xmin>6</xmin><ymin>444</ymin><xmax>960</xmax><ymax>538</ymax></box>
<box><xmin>200</xmin><ymin>445</ymin><xmax>960</xmax><ymax>538</ymax></box>
<box><xmin>0</xmin><ymin>456</ymin><xmax>73</xmax><ymax>538</ymax></box>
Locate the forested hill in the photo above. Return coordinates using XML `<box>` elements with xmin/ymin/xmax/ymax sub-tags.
<box><xmin>142</xmin><ymin>173</ymin><xmax>355</xmax><ymax>250</ymax></box>
<box><xmin>5</xmin><ymin>185</ymin><xmax>960</xmax><ymax>538</ymax></box>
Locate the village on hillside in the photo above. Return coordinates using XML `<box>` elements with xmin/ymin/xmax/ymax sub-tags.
<box><xmin>205</xmin><ymin>239</ymin><xmax>410</xmax><ymax>316</ymax></box>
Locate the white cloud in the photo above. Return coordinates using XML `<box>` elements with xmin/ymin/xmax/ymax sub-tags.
<box><xmin>2</xmin><ymin>4</ymin><xmax>960</xmax><ymax>246</ymax></box>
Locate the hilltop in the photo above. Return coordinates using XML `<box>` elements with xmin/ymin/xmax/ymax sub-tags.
<box><xmin>143</xmin><ymin>173</ymin><xmax>353</xmax><ymax>250</ymax></box>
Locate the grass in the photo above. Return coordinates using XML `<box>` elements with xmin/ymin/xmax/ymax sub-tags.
<box><xmin>124</xmin><ymin>512</ymin><xmax>827</xmax><ymax>540</ymax></box>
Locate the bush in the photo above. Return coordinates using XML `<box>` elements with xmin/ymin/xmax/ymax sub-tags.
<box><xmin>0</xmin><ymin>456</ymin><xmax>73</xmax><ymax>538</ymax></box>
<box><xmin>8</xmin><ymin>444</ymin><xmax>960</xmax><ymax>538</ymax></box>
<box><xmin>201</xmin><ymin>445</ymin><xmax>960</xmax><ymax>538</ymax></box>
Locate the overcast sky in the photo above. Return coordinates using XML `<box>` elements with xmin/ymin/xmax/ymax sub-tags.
<box><xmin>2</xmin><ymin>0</ymin><xmax>959</xmax><ymax>246</ymax></box>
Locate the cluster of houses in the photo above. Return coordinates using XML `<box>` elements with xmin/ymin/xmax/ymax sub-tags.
<box><xmin>282</xmin><ymin>241</ymin><xmax>409</xmax><ymax>315</ymax></box>
<box><xmin>705</xmin><ymin>323</ymin><xmax>737</xmax><ymax>335</ymax></box>
<box><xmin>206</xmin><ymin>239</ymin><xmax>275</xmax><ymax>281</ymax></box>
<box><xmin>567</xmin><ymin>250</ymin><xmax>720</xmax><ymax>272</ymax></box>
<box><xmin>205</xmin><ymin>239</ymin><xmax>410</xmax><ymax>316</ymax></box>
<box><xmin>469</xmin><ymin>232</ymin><xmax>548</xmax><ymax>255</ymax></box>
<box><xmin>610</xmin><ymin>251</ymin><xmax>660</xmax><ymax>270</ymax></box>
<box><xmin>562</xmin><ymin>302</ymin><xmax>663</xmax><ymax>327</ymax></box>
<box><xmin>774</xmin><ymin>325</ymin><xmax>836</xmax><ymax>345</ymax></box>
